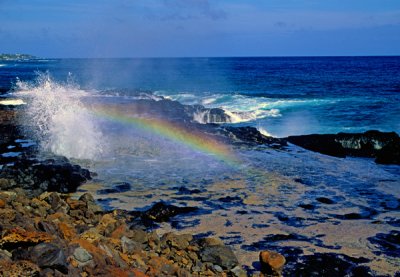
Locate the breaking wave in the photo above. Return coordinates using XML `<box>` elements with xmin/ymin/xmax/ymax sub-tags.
<box><xmin>13</xmin><ymin>72</ymin><xmax>105</xmax><ymax>160</ymax></box>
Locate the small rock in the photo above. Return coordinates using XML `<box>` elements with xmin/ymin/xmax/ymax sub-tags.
<box><xmin>58</xmin><ymin>222</ymin><xmax>76</xmax><ymax>240</ymax></box>
<box><xmin>73</xmin><ymin>247</ymin><xmax>93</xmax><ymax>263</ymax></box>
<box><xmin>98</xmin><ymin>214</ymin><xmax>118</xmax><ymax>236</ymax></box>
<box><xmin>0</xmin><ymin>199</ymin><xmax>5</xmax><ymax>208</ymax></box>
<box><xmin>201</xmin><ymin>245</ymin><xmax>238</xmax><ymax>270</ymax></box>
<box><xmin>213</xmin><ymin>264</ymin><xmax>224</xmax><ymax>273</ymax></box>
<box><xmin>129</xmin><ymin>227</ymin><xmax>148</xmax><ymax>244</ymax></box>
<box><xmin>259</xmin><ymin>250</ymin><xmax>286</xmax><ymax>276</ymax></box>
<box><xmin>79</xmin><ymin>193</ymin><xmax>95</xmax><ymax>203</ymax></box>
<box><xmin>162</xmin><ymin>233</ymin><xmax>193</xmax><ymax>250</ymax></box>
<box><xmin>200</xmin><ymin>237</ymin><xmax>224</xmax><ymax>246</ymax></box>
<box><xmin>121</xmin><ymin>236</ymin><xmax>143</xmax><ymax>254</ymax></box>
<box><xmin>231</xmin><ymin>265</ymin><xmax>247</xmax><ymax>277</ymax></box>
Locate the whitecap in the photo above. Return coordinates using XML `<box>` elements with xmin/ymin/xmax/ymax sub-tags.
<box><xmin>0</xmin><ymin>99</ymin><xmax>26</xmax><ymax>106</ymax></box>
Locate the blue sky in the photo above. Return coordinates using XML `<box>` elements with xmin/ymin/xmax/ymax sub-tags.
<box><xmin>1</xmin><ymin>0</ymin><xmax>400</xmax><ymax>57</ymax></box>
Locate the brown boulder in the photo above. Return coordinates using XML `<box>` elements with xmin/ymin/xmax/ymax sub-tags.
<box><xmin>259</xmin><ymin>250</ymin><xmax>286</xmax><ymax>276</ymax></box>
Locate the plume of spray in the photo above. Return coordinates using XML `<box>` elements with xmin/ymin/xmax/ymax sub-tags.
<box><xmin>14</xmin><ymin>72</ymin><xmax>105</xmax><ymax>160</ymax></box>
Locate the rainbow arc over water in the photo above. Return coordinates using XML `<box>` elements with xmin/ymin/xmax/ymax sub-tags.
<box><xmin>93</xmin><ymin>107</ymin><xmax>239</xmax><ymax>166</ymax></box>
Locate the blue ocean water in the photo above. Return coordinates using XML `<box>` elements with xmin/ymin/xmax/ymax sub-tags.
<box><xmin>1</xmin><ymin>56</ymin><xmax>399</xmax><ymax>137</ymax></box>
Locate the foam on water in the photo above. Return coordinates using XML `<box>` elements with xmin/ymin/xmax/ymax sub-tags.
<box><xmin>156</xmin><ymin>92</ymin><xmax>339</xmax><ymax>125</ymax></box>
<box><xmin>14</xmin><ymin>72</ymin><xmax>105</xmax><ymax>160</ymax></box>
<box><xmin>0</xmin><ymin>99</ymin><xmax>26</xmax><ymax>106</ymax></box>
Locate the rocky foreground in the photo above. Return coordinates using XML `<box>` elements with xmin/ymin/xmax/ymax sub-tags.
<box><xmin>0</xmin><ymin>180</ymin><xmax>289</xmax><ymax>276</ymax></box>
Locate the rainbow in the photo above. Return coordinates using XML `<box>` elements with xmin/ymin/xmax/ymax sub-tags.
<box><xmin>92</xmin><ymin>107</ymin><xmax>238</xmax><ymax>166</ymax></box>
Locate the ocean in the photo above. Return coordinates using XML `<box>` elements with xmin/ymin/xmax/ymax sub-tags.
<box><xmin>1</xmin><ymin>57</ymin><xmax>399</xmax><ymax>274</ymax></box>
<box><xmin>1</xmin><ymin>56</ymin><xmax>399</xmax><ymax>137</ymax></box>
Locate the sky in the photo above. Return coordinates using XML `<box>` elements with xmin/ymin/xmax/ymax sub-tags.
<box><xmin>1</xmin><ymin>0</ymin><xmax>400</xmax><ymax>58</ymax></box>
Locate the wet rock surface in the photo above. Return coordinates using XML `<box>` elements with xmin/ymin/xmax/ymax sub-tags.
<box><xmin>140</xmin><ymin>201</ymin><xmax>198</xmax><ymax>224</ymax></box>
<box><xmin>219</xmin><ymin>126</ymin><xmax>288</xmax><ymax>148</ymax></box>
<box><xmin>368</xmin><ymin>230</ymin><xmax>400</xmax><ymax>257</ymax></box>
<box><xmin>287</xmin><ymin>130</ymin><xmax>400</xmax><ymax>164</ymax></box>
<box><xmin>0</xmin><ymin>157</ymin><xmax>91</xmax><ymax>196</ymax></box>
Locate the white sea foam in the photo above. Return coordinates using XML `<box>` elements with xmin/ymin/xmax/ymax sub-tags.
<box><xmin>14</xmin><ymin>72</ymin><xmax>104</xmax><ymax>160</ymax></box>
<box><xmin>257</xmin><ymin>127</ymin><xmax>273</xmax><ymax>137</ymax></box>
<box><xmin>0</xmin><ymin>99</ymin><xmax>26</xmax><ymax>106</ymax></box>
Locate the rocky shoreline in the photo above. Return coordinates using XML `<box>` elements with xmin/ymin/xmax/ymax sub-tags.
<box><xmin>1</xmin><ymin>102</ymin><xmax>399</xmax><ymax>276</ymax></box>
<box><xmin>0</xmin><ymin>104</ymin><xmax>288</xmax><ymax>276</ymax></box>
<box><xmin>0</xmin><ymin>185</ymin><xmax>251</xmax><ymax>276</ymax></box>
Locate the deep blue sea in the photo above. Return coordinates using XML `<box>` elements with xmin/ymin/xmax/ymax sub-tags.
<box><xmin>1</xmin><ymin>56</ymin><xmax>399</xmax><ymax>137</ymax></box>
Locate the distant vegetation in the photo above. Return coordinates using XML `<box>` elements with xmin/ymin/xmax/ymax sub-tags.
<box><xmin>0</xmin><ymin>53</ymin><xmax>37</xmax><ymax>60</ymax></box>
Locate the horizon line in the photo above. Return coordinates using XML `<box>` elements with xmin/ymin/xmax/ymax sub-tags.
<box><xmin>28</xmin><ymin>54</ymin><xmax>400</xmax><ymax>59</ymax></box>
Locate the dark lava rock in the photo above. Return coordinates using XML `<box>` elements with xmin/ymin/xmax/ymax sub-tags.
<box><xmin>29</xmin><ymin>243</ymin><xmax>68</xmax><ymax>273</ymax></box>
<box><xmin>332</xmin><ymin>208</ymin><xmax>377</xmax><ymax>220</ymax></box>
<box><xmin>0</xmin><ymin>156</ymin><xmax>91</xmax><ymax>195</ymax></box>
<box><xmin>189</xmin><ymin>104</ymin><xmax>231</xmax><ymax>124</ymax></box>
<box><xmin>261</xmin><ymin>233</ymin><xmax>309</xmax><ymax>243</ymax></box>
<box><xmin>287</xmin><ymin>130</ymin><xmax>400</xmax><ymax>164</ymax></box>
<box><xmin>368</xmin><ymin>230</ymin><xmax>400</xmax><ymax>257</ymax></box>
<box><xmin>316</xmin><ymin>197</ymin><xmax>336</xmax><ymax>204</ymax></box>
<box><xmin>218</xmin><ymin>196</ymin><xmax>242</xmax><ymax>203</ymax></box>
<box><xmin>220</xmin><ymin>126</ymin><xmax>287</xmax><ymax>148</ymax></box>
<box><xmin>141</xmin><ymin>201</ymin><xmax>198</xmax><ymax>223</ymax></box>
<box><xmin>376</xmin><ymin>140</ymin><xmax>400</xmax><ymax>164</ymax></box>
<box><xmin>200</xmin><ymin>245</ymin><xmax>239</xmax><ymax>270</ymax></box>
<box><xmin>176</xmin><ymin>186</ymin><xmax>203</xmax><ymax>195</ymax></box>
<box><xmin>298</xmin><ymin>203</ymin><xmax>316</xmax><ymax>210</ymax></box>
<box><xmin>97</xmin><ymin>182</ymin><xmax>131</xmax><ymax>195</ymax></box>
<box><xmin>283</xmin><ymin>253</ymin><xmax>371</xmax><ymax>277</ymax></box>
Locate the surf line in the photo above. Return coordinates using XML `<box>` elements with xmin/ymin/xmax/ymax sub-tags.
<box><xmin>92</xmin><ymin>107</ymin><xmax>240</xmax><ymax>166</ymax></box>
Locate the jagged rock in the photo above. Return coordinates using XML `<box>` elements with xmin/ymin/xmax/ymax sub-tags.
<box><xmin>200</xmin><ymin>245</ymin><xmax>238</xmax><ymax>270</ymax></box>
<box><xmin>141</xmin><ymin>201</ymin><xmax>197</xmax><ymax>223</ymax></box>
<box><xmin>0</xmin><ymin>157</ymin><xmax>91</xmax><ymax>195</ymax></box>
<box><xmin>259</xmin><ymin>250</ymin><xmax>286</xmax><ymax>276</ymax></box>
<box><xmin>0</xmin><ymin>228</ymin><xmax>53</xmax><ymax>249</ymax></box>
<box><xmin>221</xmin><ymin>126</ymin><xmax>287</xmax><ymax>148</ymax></box>
<box><xmin>30</xmin><ymin>243</ymin><xmax>68</xmax><ymax>273</ymax></box>
<box><xmin>287</xmin><ymin>130</ymin><xmax>400</xmax><ymax>164</ymax></box>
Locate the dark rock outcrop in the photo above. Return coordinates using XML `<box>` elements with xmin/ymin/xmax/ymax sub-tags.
<box><xmin>140</xmin><ymin>201</ymin><xmax>198</xmax><ymax>223</ymax></box>
<box><xmin>287</xmin><ymin>130</ymin><xmax>400</xmax><ymax>164</ymax></box>
<box><xmin>0</xmin><ymin>156</ymin><xmax>91</xmax><ymax>196</ymax></box>
<box><xmin>220</xmin><ymin>126</ymin><xmax>287</xmax><ymax>148</ymax></box>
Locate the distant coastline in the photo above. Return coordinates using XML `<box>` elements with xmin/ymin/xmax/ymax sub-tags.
<box><xmin>0</xmin><ymin>53</ymin><xmax>37</xmax><ymax>60</ymax></box>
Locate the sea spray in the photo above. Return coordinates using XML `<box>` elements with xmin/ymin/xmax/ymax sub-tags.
<box><xmin>14</xmin><ymin>72</ymin><xmax>105</xmax><ymax>160</ymax></box>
